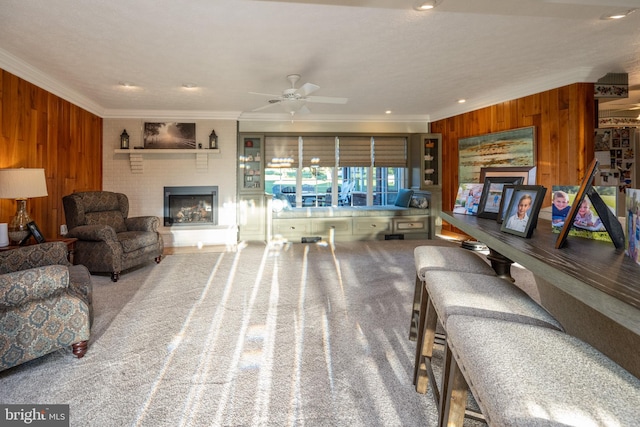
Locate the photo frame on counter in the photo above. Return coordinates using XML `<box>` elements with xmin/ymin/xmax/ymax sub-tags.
<box><xmin>496</xmin><ymin>185</ymin><xmax>516</xmax><ymax>224</ymax></box>
<box><xmin>477</xmin><ymin>176</ymin><xmax>525</xmax><ymax>219</ymax></box>
<box><xmin>555</xmin><ymin>159</ymin><xmax>625</xmax><ymax>249</ymax></box>
<box><xmin>479</xmin><ymin>166</ymin><xmax>537</xmax><ymax>185</ymax></box>
<box><xmin>501</xmin><ymin>185</ymin><xmax>546</xmax><ymax>238</ymax></box>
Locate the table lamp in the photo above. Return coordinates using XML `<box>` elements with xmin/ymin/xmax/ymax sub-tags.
<box><xmin>0</xmin><ymin>168</ymin><xmax>48</xmax><ymax>244</ymax></box>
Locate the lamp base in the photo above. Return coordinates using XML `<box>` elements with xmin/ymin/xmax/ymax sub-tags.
<box><xmin>8</xmin><ymin>199</ymin><xmax>32</xmax><ymax>245</ymax></box>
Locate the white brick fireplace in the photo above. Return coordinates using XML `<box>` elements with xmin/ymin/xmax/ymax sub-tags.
<box><xmin>102</xmin><ymin>118</ymin><xmax>239</xmax><ymax>248</ymax></box>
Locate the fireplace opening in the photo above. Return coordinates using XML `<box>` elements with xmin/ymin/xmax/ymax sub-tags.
<box><xmin>164</xmin><ymin>186</ymin><xmax>218</xmax><ymax>226</ymax></box>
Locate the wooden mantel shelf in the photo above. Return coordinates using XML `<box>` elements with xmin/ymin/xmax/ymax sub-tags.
<box><xmin>114</xmin><ymin>149</ymin><xmax>221</xmax><ymax>173</ymax></box>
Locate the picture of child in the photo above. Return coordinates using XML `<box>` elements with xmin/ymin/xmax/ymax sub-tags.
<box><xmin>573</xmin><ymin>198</ymin><xmax>603</xmax><ymax>231</ymax></box>
<box><xmin>551</xmin><ymin>190</ymin><xmax>570</xmax><ymax>227</ymax></box>
<box><xmin>505</xmin><ymin>193</ymin><xmax>532</xmax><ymax>233</ymax></box>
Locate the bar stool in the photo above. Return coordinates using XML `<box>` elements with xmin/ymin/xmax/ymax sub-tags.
<box><xmin>414</xmin><ymin>270</ymin><xmax>562</xmax><ymax>406</ymax></box>
<box><xmin>409</xmin><ymin>243</ymin><xmax>496</xmax><ymax>341</ymax></box>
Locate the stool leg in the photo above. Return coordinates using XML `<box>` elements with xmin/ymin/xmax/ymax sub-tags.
<box><xmin>440</xmin><ymin>342</ymin><xmax>468</xmax><ymax>427</ymax></box>
<box><xmin>409</xmin><ymin>275</ymin><xmax>422</xmax><ymax>340</ymax></box>
<box><xmin>414</xmin><ymin>291</ymin><xmax>437</xmax><ymax>394</ymax></box>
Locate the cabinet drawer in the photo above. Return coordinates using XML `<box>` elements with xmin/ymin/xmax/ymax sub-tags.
<box><xmin>393</xmin><ymin>217</ymin><xmax>429</xmax><ymax>234</ymax></box>
<box><xmin>312</xmin><ymin>218</ymin><xmax>352</xmax><ymax>235</ymax></box>
<box><xmin>273</xmin><ymin>219</ymin><xmax>312</xmax><ymax>238</ymax></box>
<box><xmin>353</xmin><ymin>218</ymin><xmax>392</xmax><ymax>235</ymax></box>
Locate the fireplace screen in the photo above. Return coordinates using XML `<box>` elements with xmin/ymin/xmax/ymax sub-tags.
<box><xmin>164</xmin><ymin>186</ymin><xmax>218</xmax><ymax>226</ymax></box>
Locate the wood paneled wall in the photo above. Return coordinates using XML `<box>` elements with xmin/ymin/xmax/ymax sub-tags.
<box><xmin>430</xmin><ymin>83</ymin><xmax>595</xmax><ymax>230</ymax></box>
<box><xmin>0</xmin><ymin>69</ymin><xmax>102</xmax><ymax>239</ymax></box>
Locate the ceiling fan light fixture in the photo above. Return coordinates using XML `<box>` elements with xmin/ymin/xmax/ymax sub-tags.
<box><xmin>280</xmin><ymin>98</ymin><xmax>306</xmax><ymax>114</ymax></box>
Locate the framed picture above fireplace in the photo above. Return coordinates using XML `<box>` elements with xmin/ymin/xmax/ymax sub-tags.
<box><xmin>143</xmin><ymin>122</ymin><xmax>196</xmax><ymax>149</ymax></box>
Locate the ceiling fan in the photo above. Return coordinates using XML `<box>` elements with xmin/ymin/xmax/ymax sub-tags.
<box><xmin>250</xmin><ymin>74</ymin><xmax>348</xmax><ymax>117</ymax></box>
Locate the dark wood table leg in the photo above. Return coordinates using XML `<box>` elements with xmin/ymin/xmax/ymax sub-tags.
<box><xmin>485</xmin><ymin>248</ymin><xmax>514</xmax><ymax>282</ymax></box>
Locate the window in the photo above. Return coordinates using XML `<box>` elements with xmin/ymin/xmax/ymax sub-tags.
<box><xmin>265</xmin><ymin>135</ymin><xmax>408</xmax><ymax>208</ymax></box>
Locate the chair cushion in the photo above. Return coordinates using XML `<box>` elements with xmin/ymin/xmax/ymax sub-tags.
<box><xmin>118</xmin><ymin>231</ymin><xmax>160</xmax><ymax>253</ymax></box>
<box><xmin>446</xmin><ymin>315</ymin><xmax>640</xmax><ymax>427</ymax></box>
<box><xmin>424</xmin><ymin>270</ymin><xmax>562</xmax><ymax>331</ymax></box>
<box><xmin>85</xmin><ymin>211</ymin><xmax>127</xmax><ymax>233</ymax></box>
<box><xmin>395</xmin><ymin>188</ymin><xmax>414</xmax><ymax>207</ymax></box>
<box><xmin>414</xmin><ymin>246</ymin><xmax>496</xmax><ymax>279</ymax></box>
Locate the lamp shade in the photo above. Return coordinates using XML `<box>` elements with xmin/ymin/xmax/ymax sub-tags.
<box><xmin>0</xmin><ymin>168</ymin><xmax>48</xmax><ymax>199</ymax></box>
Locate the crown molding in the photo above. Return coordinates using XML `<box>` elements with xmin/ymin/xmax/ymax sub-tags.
<box><xmin>101</xmin><ymin>109</ymin><xmax>243</xmax><ymax>120</ymax></box>
<box><xmin>0</xmin><ymin>48</ymin><xmax>104</xmax><ymax>116</ymax></box>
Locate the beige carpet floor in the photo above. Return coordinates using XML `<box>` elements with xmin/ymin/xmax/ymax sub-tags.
<box><xmin>1</xmin><ymin>239</ymin><xmax>535</xmax><ymax>426</ymax></box>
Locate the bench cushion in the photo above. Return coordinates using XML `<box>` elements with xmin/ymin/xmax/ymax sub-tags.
<box><xmin>446</xmin><ymin>315</ymin><xmax>640</xmax><ymax>427</ymax></box>
<box><xmin>424</xmin><ymin>270</ymin><xmax>562</xmax><ymax>331</ymax></box>
<box><xmin>415</xmin><ymin>246</ymin><xmax>496</xmax><ymax>280</ymax></box>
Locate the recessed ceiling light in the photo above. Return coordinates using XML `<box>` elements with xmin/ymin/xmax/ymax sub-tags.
<box><xmin>385</xmin><ymin>110</ymin><xmax>392</xmax><ymax>114</ymax></box>
<box><xmin>119</xmin><ymin>81</ymin><xmax>135</xmax><ymax>87</ymax></box>
<box><xmin>414</xmin><ymin>0</ymin><xmax>437</xmax><ymax>11</ymax></box>
<box><xmin>182</xmin><ymin>83</ymin><xmax>198</xmax><ymax>89</ymax></box>
<box><xmin>457</xmin><ymin>99</ymin><xmax>466</xmax><ymax>104</ymax></box>
<box><xmin>601</xmin><ymin>9</ymin><xmax>636</xmax><ymax>20</ymax></box>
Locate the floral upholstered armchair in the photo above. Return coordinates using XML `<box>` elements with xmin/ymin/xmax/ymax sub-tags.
<box><xmin>0</xmin><ymin>242</ymin><xmax>92</xmax><ymax>372</ymax></box>
<box><xmin>63</xmin><ymin>191</ymin><xmax>163</xmax><ymax>281</ymax></box>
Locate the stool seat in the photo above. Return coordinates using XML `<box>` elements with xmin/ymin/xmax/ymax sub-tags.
<box><xmin>425</xmin><ymin>270</ymin><xmax>562</xmax><ymax>331</ymax></box>
<box><xmin>410</xmin><ymin>244</ymin><xmax>496</xmax><ymax>340</ymax></box>
<box><xmin>445</xmin><ymin>315</ymin><xmax>640</xmax><ymax>426</ymax></box>
<box><xmin>414</xmin><ymin>245</ymin><xmax>496</xmax><ymax>280</ymax></box>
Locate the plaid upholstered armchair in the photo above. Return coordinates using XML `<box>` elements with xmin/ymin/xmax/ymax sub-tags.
<box><xmin>63</xmin><ymin>191</ymin><xmax>163</xmax><ymax>282</ymax></box>
<box><xmin>0</xmin><ymin>242</ymin><xmax>92</xmax><ymax>372</ymax></box>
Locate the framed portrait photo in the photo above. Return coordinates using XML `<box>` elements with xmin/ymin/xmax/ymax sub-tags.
<box><xmin>500</xmin><ymin>185</ymin><xmax>546</xmax><ymax>238</ymax></box>
<box><xmin>477</xmin><ymin>176</ymin><xmax>525</xmax><ymax>219</ymax></box>
<box><xmin>479</xmin><ymin>166</ymin><xmax>537</xmax><ymax>185</ymax></box>
<box><xmin>496</xmin><ymin>185</ymin><xmax>516</xmax><ymax>224</ymax></box>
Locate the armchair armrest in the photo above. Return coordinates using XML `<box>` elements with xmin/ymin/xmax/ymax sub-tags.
<box><xmin>67</xmin><ymin>224</ymin><xmax>118</xmax><ymax>242</ymax></box>
<box><xmin>0</xmin><ymin>242</ymin><xmax>70</xmax><ymax>274</ymax></box>
<box><xmin>0</xmin><ymin>265</ymin><xmax>69</xmax><ymax>308</ymax></box>
<box><xmin>125</xmin><ymin>216</ymin><xmax>159</xmax><ymax>232</ymax></box>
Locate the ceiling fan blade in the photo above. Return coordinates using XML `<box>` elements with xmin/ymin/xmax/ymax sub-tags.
<box><xmin>306</xmin><ymin>95</ymin><xmax>348</xmax><ymax>104</ymax></box>
<box><xmin>249</xmin><ymin>91</ymin><xmax>281</xmax><ymax>98</ymax></box>
<box><xmin>297</xmin><ymin>82</ymin><xmax>320</xmax><ymax>96</ymax></box>
<box><xmin>252</xmin><ymin>101</ymin><xmax>280</xmax><ymax>112</ymax></box>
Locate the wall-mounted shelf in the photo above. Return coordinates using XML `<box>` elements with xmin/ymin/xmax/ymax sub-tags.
<box><xmin>114</xmin><ymin>149</ymin><xmax>221</xmax><ymax>173</ymax></box>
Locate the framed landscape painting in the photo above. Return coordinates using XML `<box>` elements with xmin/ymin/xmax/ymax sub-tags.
<box><xmin>459</xmin><ymin>127</ymin><xmax>535</xmax><ymax>183</ymax></box>
<box><xmin>143</xmin><ymin>122</ymin><xmax>196</xmax><ymax>149</ymax></box>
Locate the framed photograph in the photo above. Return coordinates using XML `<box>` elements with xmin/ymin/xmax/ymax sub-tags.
<box><xmin>27</xmin><ymin>221</ymin><xmax>46</xmax><ymax>243</ymax></box>
<box><xmin>551</xmin><ymin>185</ymin><xmax>616</xmax><ymax>243</ymax></box>
<box><xmin>497</xmin><ymin>185</ymin><xmax>516</xmax><ymax>224</ymax></box>
<box><xmin>143</xmin><ymin>122</ymin><xmax>196</xmax><ymax>149</ymax></box>
<box><xmin>555</xmin><ymin>159</ymin><xmax>625</xmax><ymax>249</ymax></box>
<box><xmin>501</xmin><ymin>185</ymin><xmax>547</xmax><ymax>238</ymax></box>
<box><xmin>453</xmin><ymin>183</ymin><xmax>484</xmax><ymax>215</ymax></box>
<box><xmin>477</xmin><ymin>176</ymin><xmax>525</xmax><ymax>219</ymax></box>
<box><xmin>458</xmin><ymin>127</ymin><xmax>536</xmax><ymax>183</ymax></box>
<box><xmin>479</xmin><ymin>166</ymin><xmax>537</xmax><ymax>185</ymax></box>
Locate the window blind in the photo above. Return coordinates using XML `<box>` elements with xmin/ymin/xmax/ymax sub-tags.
<box><xmin>373</xmin><ymin>137</ymin><xmax>407</xmax><ymax>167</ymax></box>
<box><xmin>338</xmin><ymin>136</ymin><xmax>373</xmax><ymax>167</ymax></box>
<box><xmin>301</xmin><ymin>136</ymin><xmax>336</xmax><ymax>167</ymax></box>
<box><xmin>265</xmin><ymin>136</ymin><xmax>299</xmax><ymax>167</ymax></box>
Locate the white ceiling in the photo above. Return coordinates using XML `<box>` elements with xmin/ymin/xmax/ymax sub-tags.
<box><xmin>0</xmin><ymin>0</ymin><xmax>639</xmax><ymax>122</ymax></box>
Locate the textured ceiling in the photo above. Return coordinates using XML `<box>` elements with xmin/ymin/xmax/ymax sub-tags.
<box><xmin>0</xmin><ymin>0</ymin><xmax>639</xmax><ymax>122</ymax></box>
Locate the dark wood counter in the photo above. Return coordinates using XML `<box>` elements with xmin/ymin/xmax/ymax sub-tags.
<box><xmin>442</xmin><ymin>211</ymin><xmax>640</xmax><ymax>336</ymax></box>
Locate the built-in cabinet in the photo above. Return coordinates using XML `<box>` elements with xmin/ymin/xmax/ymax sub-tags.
<box><xmin>411</xmin><ymin>133</ymin><xmax>442</xmax><ymax>236</ymax></box>
<box><xmin>237</xmin><ymin>134</ymin><xmax>267</xmax><ymax>241</ymax></box>
<box><xmin>272</xmin><ymin>209</ymin><xmax>431</xmax><ymax>242</ymax></box>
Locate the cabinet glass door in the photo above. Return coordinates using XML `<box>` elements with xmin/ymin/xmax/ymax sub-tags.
<box><xmin>240</xmin><ymin>136</ymin><xmax>262</xmax><ymax>190</ymax></box>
